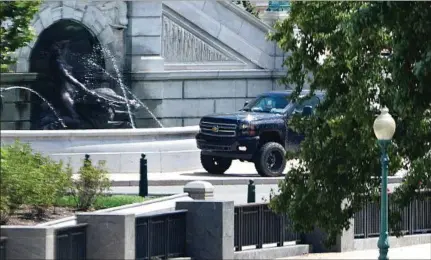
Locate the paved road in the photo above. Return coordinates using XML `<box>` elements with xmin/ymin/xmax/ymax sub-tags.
<box><xmin>279</xmin><ymin>243</ymin><xmax>431</xmax><ymax>259</ymax></box>
<box><xmin>110</xmin><ymin>184</ymin><xmax>279</xmax><ymax>204</ymax></box>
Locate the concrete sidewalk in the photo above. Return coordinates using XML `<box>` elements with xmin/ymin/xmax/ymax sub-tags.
<box><xmin>73</xmin><ymin>157</ymin><xmax>405</xmax><ymax>187</ymax></box>
<box><xmin>279</xmin><ymin>243</ymin><xmax>431</xmax><ymax>259</ymax></box>
<box><xmin>73</xmin><ymin>159</ymin><xmax>403</xmax><ymax>187</ymax></box>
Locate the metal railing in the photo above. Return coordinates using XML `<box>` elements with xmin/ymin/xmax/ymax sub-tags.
<box><xmin>135</xmin><ymin>210</ymin><xmax>187</xmax><ymax>260</ymax></box>
<box><xmin>234</xmin><ymin>203</ymin><xmax>300</xmax><ymax>251</ymax></box>
<box><xmin>55</xmin><ymin>223</ymin><xmax>88</xmax><ymax>260</ymax></box>
<box><xmin>0</xmin><ymin>237</ymin><xmax>6</xmax><ymax>260</ymax></box>
<box><xmin>354</xmin><ymin>194</ymin><xmax>431</xmax><ymax>239</ymax></box>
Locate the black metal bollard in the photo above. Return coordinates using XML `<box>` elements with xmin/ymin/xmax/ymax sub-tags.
<box><xmin>247</xmin><ymin>179</ymin><xmax>256</xmax><ymax>203</ymax></box>
<box><xmin>139</xmin><ymin>154</ymin><xmax>148</xmax><ymax>197</ymax></box>
<box><xmin>84</xmin><ymin>154</ymin><xmax>91</xmax><ymax>167</ymax></box>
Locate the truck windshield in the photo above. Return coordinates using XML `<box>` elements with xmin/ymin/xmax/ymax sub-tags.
<box><xmin>242</xmin><ymin>95</ymin><xmax>292</xmax><ymax>113</ymax></box>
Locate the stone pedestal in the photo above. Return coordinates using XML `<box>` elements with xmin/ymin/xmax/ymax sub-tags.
<box><xmin>126</xmin><ymin>1</ymin><xmax>165</xmax><ymax>72</ymax></box>
<box><xmin>184</xmin><ymin>181</ymin><xmax>215</xmax><ymax>200</ymax></box>
<box><xmin>301</xmin><ymin>218</ymin><xmax>355</xmax><ymax>253</ymax></box>
<box><xmin>76</xmin><ymin>213</ymin><xmax>135</xmax><ymax>260</ymax></box>
<box><xmin>261</xmin><ymin>11</ymin><xmax>289</xmax><ymax>27</ymax></box>
<box><xmin>1</xmin><ymin>226</ymin><xmax>55</xmax><ymax>259</ymax></box>
<box><xmin>176</xmin><ymin>200</ymin><xmax>234</xmax><ymax>260</ymax></box>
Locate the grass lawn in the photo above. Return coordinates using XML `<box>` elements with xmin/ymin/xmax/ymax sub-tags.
<box><xmin>55</xmin><ymin>195</ymin><xmax>154</xmax><ymax>210</ymax></box>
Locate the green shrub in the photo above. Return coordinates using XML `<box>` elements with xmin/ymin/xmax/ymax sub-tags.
<box><xmin>0</xmin><ymin>147</ymin><xmax>9</xmax><ymax>223</ymax></box>
<box><xmin>0</xmin><ymin>140</ymin><xmax>72</xmax><ymax>221</ymax></box>
<box><xmin>70</xmin><ymin>156</ymin><xmax>111</xmax><ymax>211</ymax></box>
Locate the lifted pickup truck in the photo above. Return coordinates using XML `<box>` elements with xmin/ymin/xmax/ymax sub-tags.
<box><xmin>195</xmin><ymin>90</ymin><xmax>325</xmax><ymax>177</ymax></box>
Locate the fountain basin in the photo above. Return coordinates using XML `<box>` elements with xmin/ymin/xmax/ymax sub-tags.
<box><xmin>0</xmin><ymin>126</ymin><xmax>201</xmax><ymax>174</ymax></box>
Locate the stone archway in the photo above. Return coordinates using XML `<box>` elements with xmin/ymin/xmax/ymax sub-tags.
<box><xmin>16</xmin><ymin>2</ymin><xmax>129</xmax><ymax>129</ymax></box>
<box><xmin>15</xmin><ymin>2</ymin><xmax>118</xmax><ymax>73</ymax></box>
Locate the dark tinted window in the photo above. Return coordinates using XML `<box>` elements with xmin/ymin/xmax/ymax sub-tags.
<box><xmin>243</xmin><ymin>95</ymin><xmax>291</xmax><ymax>113</ymax></box>
<box><xmin>293</xmin><ymin>95</ymin><xmax>320</xmax><ymax>113</ymax></box>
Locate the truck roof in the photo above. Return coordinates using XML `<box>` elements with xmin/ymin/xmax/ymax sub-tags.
<box><xmin>259</xmin><ymin>89</ymin><xmax>326</xmax><ymax>97</ymax></box>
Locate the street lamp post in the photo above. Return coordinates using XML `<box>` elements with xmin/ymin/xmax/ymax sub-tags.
<box><xmin>373</xmin><ymin>107</ymin><xmax>396</xmax><ymax>260</ymax></box>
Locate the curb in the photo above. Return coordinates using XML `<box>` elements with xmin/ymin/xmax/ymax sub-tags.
<box><xmin>110</xmin><ymin>176</ymin><xmax>404</xmax><ymax>187</ymax></box>
<box><xmin>112</xmin><ymin>177</ymin><xmax>285</xmax><ymax>187</ymax></box>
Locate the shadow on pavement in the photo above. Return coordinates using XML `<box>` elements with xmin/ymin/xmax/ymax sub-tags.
<box><xmin>181</xmin><ymin>171</ymin><xmax>263</xmax><ymax>178</ymax></box>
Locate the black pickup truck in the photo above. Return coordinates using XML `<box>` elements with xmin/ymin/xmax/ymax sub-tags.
<box><xmin>195</xmin><ymin>90</ymin><xmax>325</xmax><ymax>177</ymax></box>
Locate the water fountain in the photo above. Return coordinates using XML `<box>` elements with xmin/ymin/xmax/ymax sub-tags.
<box><xmin>0</xmin><ymin>19</ymin><xmax>200</xmax><ymax>174</ymax></box>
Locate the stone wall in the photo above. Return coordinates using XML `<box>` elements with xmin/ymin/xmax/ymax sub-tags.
<box><xmin>0</xmin><ymin>74</ymin><xmax>37</xmax><ymax>130</ymax></box>
<box><xmin>0</xmin><ymin>71</ymin><xmax>287</xmax><ymax>129</ymax></box>
<box><xmin>130</xmin><ymin>70</ymin><xmax>287</xmax><ymax>128</ymax></box>
<box><xmin>0</xmin><ymin>89</ymin><xmax>31</xmax><ymax>130</ymax></box>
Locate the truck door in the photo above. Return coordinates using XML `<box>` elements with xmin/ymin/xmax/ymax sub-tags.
<box><xmin>285</xmin><ymin>95</ymin><xmax>321</xmax><ymax>149</ymax></box>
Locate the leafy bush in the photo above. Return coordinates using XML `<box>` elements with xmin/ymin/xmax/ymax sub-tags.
<box><xmin>0</xmin><ymin>140</ymin><xmax>71</xmax><ymax>222</ymax></box>
<box><xmin>0</xmin><ymin>148</ymin><xmax>9</xmax><ymax>224</ymax></box>
<box><xmin>70</xmin><ymin>156</ymin><xmax>111</xmax><ymax>211</ymax></box>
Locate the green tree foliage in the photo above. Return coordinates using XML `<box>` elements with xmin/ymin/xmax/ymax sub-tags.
<box><xmin>268</xmin><ymin>1</ymin><xmax>431</xmax><ymax>245</ymax></box>
<box><xmin>235</xmin><ymin>1</ymin><xmax>260</xmax><ymax>18</ymax></box>
<box><xmin>0</xmin><ymin>0</ymin><xmax>40</xmax><ymax>72</ymax></box>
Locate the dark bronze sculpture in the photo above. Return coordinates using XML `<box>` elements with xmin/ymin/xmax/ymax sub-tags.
<box><xmin>39</xmin><ymin>41</ymin><xmax>141</xmax><ymax>129</ymax></box>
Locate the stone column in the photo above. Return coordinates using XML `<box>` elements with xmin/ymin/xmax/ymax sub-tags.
<box><xmin>184</xmin><ymin>181</ymin><xmax>215</xmax><ymax>200</ymax></box>
<box><xmin>1</xmin><ymin>226</ymin><xmax>55</xmax><ymax>259</ymax></box>
<box><xmin>176</xmin><ymin>200</ymin><xmax>234</xmax><ymax>260</ymax></box>
<box><xmin>76</xmin><ymin>212</ymin><xmax>135</xmax><ymax>260</ymax></box>
<box><xmin>126</xmin><ymin>2</ymin><xmax>164</xmax><ymax>72</ymax></box>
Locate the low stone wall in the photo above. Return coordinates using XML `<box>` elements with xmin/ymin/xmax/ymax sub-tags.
<box><xmin>1</xmin><ymin>181</ymin><xmax>429</xmax><ymax>260</ymax></box>
<box><xmin>0</xmin><ymin>126</ymin><xmax>200</xmax><ymax>174</ymax></box>
<box><xmin>354</xmin><ymin>233</ymin><xmax>431</xmax><ymax>251</ymax></box>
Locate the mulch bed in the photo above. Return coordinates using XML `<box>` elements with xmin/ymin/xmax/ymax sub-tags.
<box><xmin>4</xmin><ymin>205</ymin><xmax>77</xmax><ymax>226</ymax></box>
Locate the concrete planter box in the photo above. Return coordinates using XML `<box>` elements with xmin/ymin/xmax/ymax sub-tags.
<box><xmin>36</xmin><ymin>193</ymin><xmax>193</xmax><ymax>228</ymax></box>
<box><xmin>0</xmin><ymin>193</ymin><xmax>193</xmax><ymax>260</ymax></box>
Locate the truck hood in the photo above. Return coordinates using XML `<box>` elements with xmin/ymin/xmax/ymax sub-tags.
<box><xmin>201</xmin><ymin>111</ymin><xmax>283</xmax><ymax>123</ymax></box>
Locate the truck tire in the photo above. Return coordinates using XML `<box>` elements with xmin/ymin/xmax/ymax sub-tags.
<box><xmin>200</xmin><ymin>153</ymin><xmax>232</xmax><ymax>174</ymax></box>
<box><xmin>254</xmin><ymin>142</ymin><xmax>287</xmax><ymax>177</ymax></box>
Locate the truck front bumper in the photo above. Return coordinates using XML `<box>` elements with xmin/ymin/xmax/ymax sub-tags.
<box><xmin>196</xmin><ymin>133</ymin><xmax>259</xmax><ymax>160</ymax></box>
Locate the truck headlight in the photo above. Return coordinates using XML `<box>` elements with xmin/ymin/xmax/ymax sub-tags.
<box><xmin>240</xmin><ymin>123</ymin><xmax>256</xmax><ymax>136</ymax></box>
<box><xmin>240</xmin><ymin>124</ymin><xmax>249</xmax><ymax>129</ymax></box>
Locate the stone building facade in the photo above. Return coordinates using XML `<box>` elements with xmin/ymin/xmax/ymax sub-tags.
<box><xmin>1</xmin><ymin>1</ymin><xmax>288</xmax><ymax>129</ymax></box>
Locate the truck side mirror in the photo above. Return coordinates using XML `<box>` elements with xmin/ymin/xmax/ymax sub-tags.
<box><xmin>302</xmin><ymin>106</ymin><xmax>313</xmax><ymax>116</ymax></box>
<box><xmin>244</xmin><ymin>101</ymin><xmax>249</xmax><ymax>107</ymax></box>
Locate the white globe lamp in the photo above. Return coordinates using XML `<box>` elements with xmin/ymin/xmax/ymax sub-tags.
<box><xmin>373</xmin><ymin>107</ymin><xmax>396</xmax><ymax>140</ymax></box>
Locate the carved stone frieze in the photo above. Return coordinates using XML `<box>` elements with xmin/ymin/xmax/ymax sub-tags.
<box><xmin>161</xmin><ymin>15</ymin><xmax>236</xmax><ymax>63</ymax></box>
